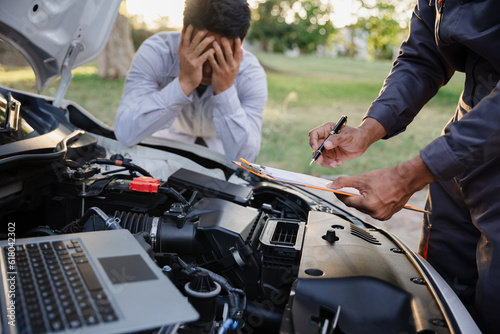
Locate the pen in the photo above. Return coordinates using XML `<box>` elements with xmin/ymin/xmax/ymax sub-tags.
<box><xmin>309</xmin><ymin>115</ymin><xmax>348</xmax><ymax>166</ymax></box>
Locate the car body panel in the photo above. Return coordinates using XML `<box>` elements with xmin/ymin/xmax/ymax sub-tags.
<box><xmin>0</xmin><ymin>0</ymin><xmax>121</xmax><ymax>93</ymax></box>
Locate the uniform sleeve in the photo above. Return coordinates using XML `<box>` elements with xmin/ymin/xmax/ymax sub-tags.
<box><xmin>421</xmin><ymin>83</ymin><xmax>500</xmax><ymax>180</ymax></box>
<box><xmin>365</xmin><ymin>0</ymin><xmax>454</xmax><ymax>138</ymax></box>
<box><xmin>211</xmin><ymin>54</ymin><xmax>268</xmax><ymax>162</ymax></box>
<box><xmin>114</xmin><ymin>35</ymin><xmax>191</xmax><ymax>147</ymax></box>
<box><xmin>367</xmin><ymin>0</ymin><xmax>500</xmax><ymax>181</ymax></box>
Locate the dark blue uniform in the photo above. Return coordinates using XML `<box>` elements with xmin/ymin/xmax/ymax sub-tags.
<box><xmin>365</xmin><ymin>1</ymin><xmax>500</xmax><ymax>332</ymax></box>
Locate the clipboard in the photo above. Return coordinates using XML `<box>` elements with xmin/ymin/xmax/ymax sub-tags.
<box><xmin>233</xmin><ymin>158</ymin><xmax>429</xmax><ymax>214</ymax></box>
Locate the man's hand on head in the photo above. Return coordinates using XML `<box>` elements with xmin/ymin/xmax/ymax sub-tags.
<box><xmin>178</xmin><ymin>25</ymin><xmax>215</xmax><ymax>96</ymax></box>
<box><xmin>209</xmin><ymin>37</ymin><xmax>243</xmax><ymax>95</ymax></box>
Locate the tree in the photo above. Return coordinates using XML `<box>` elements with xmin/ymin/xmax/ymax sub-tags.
<box><xmin>97</xmin><ymin>8</ymin><xmax>135</xmax><ymax>79</ymax></box>
<box><xmin>355</xmin><ymin>13</ymin><xmax>402</xmax><ymax>59</ymax></box>
<box><xmin>352</xmin><ymin>0</ymin><xmax>412</xmax><ymax>59</ymax></box>
<box><xmin>247</xmin><ymin>0</ymin><xmax>335</xmax><ymax>54</ymax></box>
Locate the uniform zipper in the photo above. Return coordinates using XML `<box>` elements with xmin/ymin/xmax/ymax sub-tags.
<box><xmin>436</xmin><ymin>0</ymin><xmax>445</xmax><ymax>42</ymax></box>
<box><xmin>438</xmin><ymin>0</ymin><xmax>445</xmax><ymax>13</ymax></box>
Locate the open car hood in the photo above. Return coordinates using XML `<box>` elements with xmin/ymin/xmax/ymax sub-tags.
<box><xmin>0</xmin><ymin>85</ymin><xmax>482</xmax><ymax>334</ymax></box>
<box><xmin>0</xmin><ymin>0</ymin><xmax>121</xmax><ymax>93</ymax></box>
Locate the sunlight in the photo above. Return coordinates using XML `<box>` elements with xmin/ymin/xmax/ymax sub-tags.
<box><xmin>126</xmin><ymin>0</ymin><xmax>186</xmax><ymax>28</ymax></box>
<box><xmin>125</xmin><ymin>0</ymin><xmax>356</xmax><ymax>29</ymax></box>
<box><xmin>330</xmin><ymin>0</ymin><xmax>358</xmax><ymax>28</ymax></box>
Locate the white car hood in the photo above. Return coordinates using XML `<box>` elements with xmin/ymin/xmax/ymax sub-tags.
<box><xmin>0</xmin><ymin>0</ymin><xmax>121</xmax><ymax>93</ymax></box>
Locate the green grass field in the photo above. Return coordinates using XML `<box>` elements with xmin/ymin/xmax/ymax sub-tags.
<box><xmin>0</xmin><ymin>53</ymin><xmax>464</xmax><ymax>177</ymax></box>
<box><xmin>255</xmin><ymin>53</ymin><xmax>464</xmax><ymax>176</ymax></box>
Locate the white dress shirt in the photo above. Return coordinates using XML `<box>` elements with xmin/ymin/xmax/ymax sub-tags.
<box><xmin>114</xmin><ymin>32</ymin><xmax>267</xmax><ymax>162</ymax></box>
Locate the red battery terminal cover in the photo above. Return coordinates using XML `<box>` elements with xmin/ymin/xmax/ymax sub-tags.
<box><xmin>129</xmin><ymin>176</ymin><xmax>161</xmax><ymax>193</ymax></box>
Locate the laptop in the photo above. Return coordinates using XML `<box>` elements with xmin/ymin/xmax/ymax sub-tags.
<box><xmin>0</xmin><ymin>229</ymin><xmax>198</xmax><ymax>333</ymax></box>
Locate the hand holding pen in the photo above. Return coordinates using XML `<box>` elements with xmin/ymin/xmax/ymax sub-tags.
<box><xmin>309</xmin><ymin>115</ymin><xmax>348</xmax><ymax>166</ymax></box>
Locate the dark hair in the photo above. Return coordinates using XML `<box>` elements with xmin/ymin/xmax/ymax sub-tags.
<box><xmin>183</xmin><ymin>0</ymin><xmax>251</xmax><ymax>40</ymax></box>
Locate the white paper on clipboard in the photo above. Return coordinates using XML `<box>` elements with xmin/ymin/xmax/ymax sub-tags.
<box><xmin>233</xmin><ymin>158</ymin><xmax>429</xmax><ymax>214</ymax></box>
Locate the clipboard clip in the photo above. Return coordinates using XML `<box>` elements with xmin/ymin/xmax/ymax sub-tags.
<box><xmin>239</xmin><ymin>158</ymin><xmax>270</xmax><ymax>177</ymax></box>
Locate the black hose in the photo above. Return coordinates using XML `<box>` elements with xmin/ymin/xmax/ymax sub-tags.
<box><xmin>114</xmin><ymin>211</ymin><xmax>154</xmax><ymax>234</ymax></box>
<box><xmin>88</xmin><ymin>158</ymin><xmax>152</xmax><ymax>177</ymax></box>
<box><xmin>158</xmin><ymin>186</ymin><xmax>189</xmax><ymax>205</ymax></box>
<box><xmin>77</xmin><ymin>207</ymin><xmax>121</xmax><ymax>230</ymax></box>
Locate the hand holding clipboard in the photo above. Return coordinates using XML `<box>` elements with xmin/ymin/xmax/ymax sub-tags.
<box><xmin>233</xmin><ymin>158</ymin><xmax>429</xmax><ymax>214</ymax></box>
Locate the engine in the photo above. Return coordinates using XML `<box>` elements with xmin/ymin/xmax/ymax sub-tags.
<box><xmin>0</xmin><ymin>137</ymin><xmax>318</xmax><ymax>333</ymax></box>
<box><xmin>0</xmin><ymin>116</ymin><xmax>455</xmax><ymax>334</ymax></box>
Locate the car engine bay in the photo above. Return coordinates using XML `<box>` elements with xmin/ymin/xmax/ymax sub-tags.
<box><xmin>0</xmin><ymin>89</ymin><xmax>458</xmax><ymax>333</ymax></box>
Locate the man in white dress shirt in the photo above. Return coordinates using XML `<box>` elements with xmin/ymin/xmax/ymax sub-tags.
<box><xmin>115</xmin><ymin>0</ymin><xmax>268</xmax><ymax>162</ymax></box>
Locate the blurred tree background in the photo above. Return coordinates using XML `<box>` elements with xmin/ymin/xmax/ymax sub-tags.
<box><xmin>247</xmin><ymin>0</ymin><xmax>335</xmax><ymax>54</ymax></box>
<box><xmin>112</xmin><ymin>0</ymin><xmax>415</xmax><ymax>60</ymax></box>
<box><xmin>246</xmin><ymin>0</ymin><xmax>413</xmax><ymax>59</ymax></box>
<box><xmin>78</xmin><ymin>0</ymin><xmax>416</xmax><ymax>94</ymax></box>
<box><xmin>66</xmin><ymin>0</ymin><xmax>416</xmax><ymax>78</ymax></box>
<box><xmin>1</xmin><ymin>0</ymin><xmax>463</xmax><ymax>177</ymax></box>
<box><xmin>0</xmin><ymin>0</ymin><xmax>416</xmax><ymax>81</ymax></box>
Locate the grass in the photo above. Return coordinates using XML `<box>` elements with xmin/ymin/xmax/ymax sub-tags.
<box><xmin>255</xmin><ymin>53</ymin><xmax>463</xmax><ymax>176</ymax></box>
<box><xmin>0</xmin><ymin>53</ymin><xmax>464</xmax><ymax>177</ymax></box>
<box><xmin>0</xmin><ymin>64</ymin><xmax>124</xmax><ymax>127</ymax></box>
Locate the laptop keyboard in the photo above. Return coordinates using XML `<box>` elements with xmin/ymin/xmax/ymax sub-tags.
<box><xmin>4</xmin><ymin>239</ymin><xmax>118</xmax><ymax>333</ymax></box>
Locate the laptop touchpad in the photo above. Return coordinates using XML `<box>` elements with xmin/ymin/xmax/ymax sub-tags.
<box><xmin>99</xmin><ymin>255</ymin><xmax>158</xmax><ymax>284</ymax></box>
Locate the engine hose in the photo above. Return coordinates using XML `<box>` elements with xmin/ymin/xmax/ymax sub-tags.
<box><xmin>114</xmin><ymin>211</ymin><xmax>154</xmax><ymax>234</ymax></box>
<box><xmin>157</xmin><ymin>186</ymin><xmax>189</xmax><ymax>206</ymax></box>
<box><xmin>89</xmin><ymin>158</ymin><xmax>152</xmax><ymax>177</ymax></box>
<box><xmin>79</xmin><ymin>206</ymin><xmax>121</xmax><ymax>229</ymax></box>
<box><xmin>113</xmin><ymin>211</ymin><xmax>200</xmax><ymax>254</ymax></box>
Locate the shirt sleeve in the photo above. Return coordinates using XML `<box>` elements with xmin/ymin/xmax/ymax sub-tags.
<box><xmin>211</xmin><ymin>52</ymin><xmax>268</xmax><ymax>162</ymax></box>
<box><xmin>366</xmin><ymin>0</ymin><xmax>500</xmax><ymax>181</ymax></box>
<box><xmin>114</xmin><ymin>34</ymin><xmax>191</xmax><ymax>147</ymax></box>
<box><xmin>421</xmin><ymin>82</ymin><xmax>500</xmax><ymax>180</ymax></box>
<box><xmin>365</xmin><ymin>1</ymin><xmax>454</xmax><ymax>138</ymax></box>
